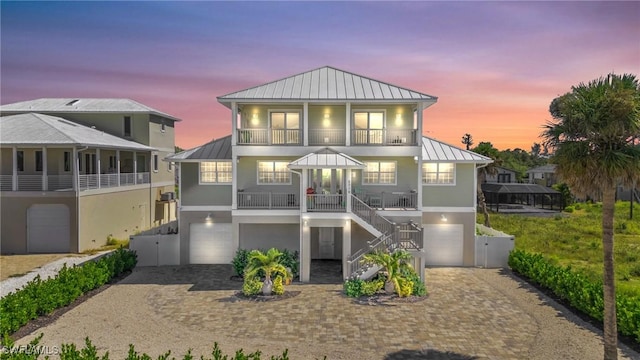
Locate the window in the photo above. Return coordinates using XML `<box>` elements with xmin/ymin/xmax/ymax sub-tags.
<box><xmin>64</xmin><ymin>152</ymin><xmax>71</xmax><ymax>172</ymax></box>
<box><xmin>17</xmin><ymin>151</ymin><xmax>24</xmax><ymax>172</ymax></box>
<box><xmin>108</xmin><ymin>155</ymin><xmax>117</xmax><ymax>172</ymax></box>
<box><xmin>422</xmin><ymin>163</ymin><xmax>455</xmax><ymax>184</ymax></box>
<box><xmin>354</xmin><ymin>111</ymin><xmax>384</xmax><ymax>144</ymax></box>
<box><xmin>270</xmin><ymin>111</ymin><xmax>300</xmax><ymax>144</ymax></box>
<box><xmin>200</xmin><ymin>161</ymin><xmax>232</xmax><ymax>184</ymax></box>
<box><xmin>153</xmin><ymin>154</ymin><xmax>159</xmax><ymax>172</ymax></box>
<box><xmin>35</xmin><ymin>151</ymin><xmax>43</xmax><ymax>172</ymax></box>
<box><xmin>124</xmin><ymin>116</ymin><xmax>132</xmax><ymax>137</ymax></box>
<box><xmin>363</xmin><ymin>161</ymin><xmax>396</xmax><ymax>185</ymax></box>
<box><xmin>257</xmin><ymin>161</ymin><xmax>290</xmax><ymax>184</ymax></box>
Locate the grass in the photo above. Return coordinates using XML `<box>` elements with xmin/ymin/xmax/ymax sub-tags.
<box><xmin>486</xmin><ymin>201</ymin><xmax>640</xmax><ymax>298</ymax></box>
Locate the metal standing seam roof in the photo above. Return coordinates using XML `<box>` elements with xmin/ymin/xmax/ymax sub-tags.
<box><xmin>288</xmin><ymin>148</ymin><xmax>365</xmax><ymax>169</ymax></box>
<box><xmin>421</xmin><ymin>136</ymin><xmax>493</xmax><ymax>163</ymax></box>
<box><xmin>0</xmin><ymin>98</ymin><xmax>181</xmax><ymax>122</ymax></box>
<box><xmin>217</xmin><ymin>66</ymin><xmax>438</xmax><ymax>104</ymax></box>
<box><xmin>165</xmin><ymin>136</ymin><xmax>232</xmax><ymax>162</ymax></box>
<box><xmin>481</xmin><ymin>183</ymin><xmax>560</xmax><ymax>194</ymax></box>
<box><xmin>0</xmin><ymin>113</ymin><xmax>155</xmax><ymax>151</ymax></box>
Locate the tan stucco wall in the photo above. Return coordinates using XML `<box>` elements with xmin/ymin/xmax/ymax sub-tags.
<box><xmin>423</xmin><ymin>163</ymin><xmax>476</xmax><ymax>207</ymax></box>
<box><xmin>0</xmin><ymin>194</ymin><xmax>78</xmax><ymax>254</ymax></box>
<box><xmin>422</xmin><ymin>211</ymin><xmax>476</xmax><ymax>266</ymax></box>
<box><xmin>180</xmin><ymin>163</ymin><xmax>232</xmax><ymax>206</ymax></box>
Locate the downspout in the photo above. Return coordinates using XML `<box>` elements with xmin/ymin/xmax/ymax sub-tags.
<box><xmin>289</xmin><ymin>169</ymin><xmax>303</xmax><ymax>282</ymax></box>
<box><xmin>76</xmin><ymin>146</ymin><xmax>89</xmax><ymax>253</ymax></box>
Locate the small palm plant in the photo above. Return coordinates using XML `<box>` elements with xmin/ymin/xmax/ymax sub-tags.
<box><xmin>244</xmin><ymin>248</ymin><xmax>291</xmax><ymax>295</ymax></box>
<box><xmin>361</xmin><ymin>250</ymin><xmax>413</xmax><ymax>296</ymax></box>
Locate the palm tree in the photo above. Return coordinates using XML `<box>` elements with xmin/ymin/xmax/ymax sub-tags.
<box><xmin>542</xmin><ymin>73</ymin><xmax>640</xmax><ymax>360</ymax></box>
<box><xmin>461</xmin><ymin>133</ymin><xmax>474</xmax><ymax>150</ymax></box>
<box><xmin>244</xmin><ymin>248</ymin><xmax>291</xmax><ymax>295</ymax></box>
<box><xmin>472</xmin><ymin>142</ymin><xmax>501</xmax><ymax>227</ymax></box>
<box><xmin>362</xmin><ymin>250</ymin><xmax>413</xmax><ymax>296</ymax></box>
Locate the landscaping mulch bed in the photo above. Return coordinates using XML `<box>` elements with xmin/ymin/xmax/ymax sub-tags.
<box><xmin>509</xmin><ymin>270</ymin><xmax>640</xmax><ymax>353</ymax></box>
<box><xmin>349</xmin><ymin>292</ymin><xmax>429</xmax><ymax>306</ymax></box>
<box><xmin>231</xmin><ymin>291</ymin><xmax>301</xmax><ymax>302</ymax></box>
<box><xmin>8</xmin><ymin>270</ymin><xmax>133</xmax><ymax>342</ymax></box>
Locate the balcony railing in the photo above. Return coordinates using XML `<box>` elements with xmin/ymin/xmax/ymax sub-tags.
<box><xmin>352</xmin><ymin>129</ymin><xmax>417</xmax><ymax>145</ymax></box>
<box><xmin>237</xmin><ymin>129</ymin><xmax>302</xmax><ymax>145</ymax></box>
<box><xmin>306</xmin><ymin>194</ymin><xmax>346</xmax><ymax>212</ymax></box>
<box><xmin>308</xmin><ymin>129</ymin><xmax>346</xmax><ymax>146</ymax></box>
<box><xmin>0</xmin><ymin>172</ymin><xmax>150</xmax><ymax>192</ymax></box>
<box><xmin>237</xmin><ymin>192</ymin><xmax>299</xmax><ymax>209</ymax></box>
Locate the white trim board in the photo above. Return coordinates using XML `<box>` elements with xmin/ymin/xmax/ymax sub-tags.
<box><xmin>421</xmin><ymin>206</ymin><xmax>476</xmax><ymax>213</ymax></box>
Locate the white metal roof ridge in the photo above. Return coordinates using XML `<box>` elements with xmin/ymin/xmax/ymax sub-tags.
<box><xmin>421</xmin><ymin>136</ymin><xmax>492</xmax><ymax>163</ymax></box>
<box><xmin>288</xmin><ymin>147</ymin><xmax>365</xmax><ymax>169</ymax></box>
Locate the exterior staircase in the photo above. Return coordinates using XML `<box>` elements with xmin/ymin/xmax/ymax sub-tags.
<box><xmin>347</xmin><ymin>195</ymin><xmax>422</xmax><ymax>279</ymax></box>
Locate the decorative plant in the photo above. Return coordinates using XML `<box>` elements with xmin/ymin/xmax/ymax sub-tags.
<box><xmin>244</xmin><ymin>248</ymin><xmax>291</xmax><ymax>295</ymax></box>
<box><xmin>361</xmin><ymin>250</ymin><xmax>413</xmax><ymax>296</ymax></box>
<box><xmin>242</xmin><ymin>276</ymin><xmax>262</xmax><ymax>296</ymax></box>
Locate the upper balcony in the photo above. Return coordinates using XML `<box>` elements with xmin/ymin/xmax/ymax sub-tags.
<box><xmin>0</xmin><ymin>172</ymin><xmax>150</xmax><ymax>192</ymax></box>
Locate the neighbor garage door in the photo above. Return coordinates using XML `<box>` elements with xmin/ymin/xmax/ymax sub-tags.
<box><xmin>27</xmin><ymin>204</ymin><xmax>71</xmax><ymax>253</ymax></box>
<box><xmin>189</xmin><ymin>223</ymin><xmax>234</xmax><ymax>264</ymax></box>
<box><xmin>423</xmin><ymin>224</ymin><xmax>464</xmax><ymax>266</ymax></box>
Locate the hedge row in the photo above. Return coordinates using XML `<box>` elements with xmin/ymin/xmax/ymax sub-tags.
<box><xmin>0</xmin><ymin>248</ymin><xmax>137</xmax><ymax>337</ymax></box>
<box><xmin>508</xmin><ymin>249</ymin><xmax>640</xmax><ymax>342</ymax></box>
<box><xmin>0</xmin><ymin>335</ymin><xmax>292</xmax><ymax>360</ymax></box>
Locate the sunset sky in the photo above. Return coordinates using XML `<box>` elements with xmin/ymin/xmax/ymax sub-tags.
<box><xmin>2</xmin><ymin>1</ymin><xmax>638</xmax><ymax>151</ymax></box>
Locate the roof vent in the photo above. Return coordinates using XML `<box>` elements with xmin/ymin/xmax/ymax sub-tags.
<box><xmin>66</xmin><ymin>99</ymin><xmax>80</xmax><ymax>106</ymax></box>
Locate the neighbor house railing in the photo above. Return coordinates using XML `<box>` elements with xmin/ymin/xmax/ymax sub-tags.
<box><xmin>1</xmin><ymin>172</ymin><xmax>150</xmax><ymax>192</ymax></box>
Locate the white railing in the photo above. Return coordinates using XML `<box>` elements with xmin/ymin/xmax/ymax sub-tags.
<box><xmin>308</xmin><ymin>129</ymin><xmax>346</xmax><ymax>145</ymax></box>
<box><xmin>78</xmin><ymin>174</ymin><xmax>99</xmax><ymax>190</ymax></box>
<box><xmin>356</xmin><ymin>191</ymin><xmax>418</xmax><ymax>210</ymax></box>
<box><xmin>17</xmin><ymin>175</ymin><xmax>42</xmax><ymax>191</ymax></box>
<box><xmin>306</xmin><ymin>194</ymin><xmax>346</xmax><ymax>212</ymax></box>
<box><xmin>0</xmin><ymin>175</ymin><xmax>13</xmax><ymax>191</ymax></box>
<box><xmin>271</xmin><ymin>129</ymin><xmax>301</xmax><ymax>145</ymax></box>
<box><xmin>352</xmin><ymin>129</ymin><xmax>384</xmax><ymax>145</ymax></box>
<box><xmin>237</xmin><ymin>129</ymin><xmax>302</xmax><ymax>145</ymax></box>
<box><xmin>238</xmin><ymin>129</ymin><xmax>268</xmax><ymax>145</ymax></box>
<box><xmin>99</xmin><ymin>174</ymin><xmax>119</xmax><ymax>188</ymax></box>
<box><xmin>352</xmin><ymin>129</ymin><xmax>418</xmax><ymax>145</ymax></box>
<box><xmin>237</xmin><ymin>192</ymin><xmax>299</xmax><ymax>209</ymax></box>
<box><xmin>48</xmin><ymin>175</ymin><xmax>73</xmax><ymax>191</ymax></box>
<box><xmin>385</xmin><ymin>129</ymin><xmax>417</xmax><ymax>145</ymax></box>
<box><xmin>120</xmin><ymin>173</ymin><xmax>135</xmax><ymax>186</ymax></box>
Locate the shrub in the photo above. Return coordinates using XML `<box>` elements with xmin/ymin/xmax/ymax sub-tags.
<box><xmin>231</xmin><ymin>248</ymin><xmax>299</xmax><ymax>279</ymax></box>
<box><xmin>509</xmin><ymin>249</ymin><xmax>640</xmax><ymax>343</ymax></box>
<box><xmin>242</xmin><ymin>276</ymin><xmax>262</xmax><ymax>296</ymax></box>
<box><xmin>401</xmin><ymin>267</ymin><xmax>427</xmax><ymax>296</ymax></box>
<box><xmin>564</xmin><ymin>206</ymin><xmax>574</xmax><ymax>213</ymax></box>
<box><xmin>0</xmin><ymin>248</ymin><xmax>136</xmax><ymax>338</ymax></box>
<box><xmin>360</xmin><ymin>278</ymin><xmax>384</xmax><ymax>296</ymax></box>
<box><xmin>272</xmin><ymin>276</ymin><xmax>284</xmax><ymax>295</ymax></box>
<box><xmin>343</xmin><ymin>278</ymin><xmax>364</xmax><ymax>298</ymax></box>
<box><xmin>574</xmin><ymin>203</ymin><xmax>583</xmax><ymax>210</ymax></box>
<box><xmin>232</xmin><ymin>249</ymin><xmax>250</xmax><ymax>278</ymax></box>
<box><xmin>397</xmin><ymin>278</ymin><xmax>413</xmax><ymax>297</ymax></box>
<box><xmin>278</xmin><ymin>249</ymin><xmax>300</xmax><ymax>278</ymax></box>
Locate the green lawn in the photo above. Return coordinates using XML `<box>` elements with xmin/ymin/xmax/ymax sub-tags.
<box><xmin>486</xmin><ymin>201</ymin><xmax>640</xmax><ymax>297</ymax></box>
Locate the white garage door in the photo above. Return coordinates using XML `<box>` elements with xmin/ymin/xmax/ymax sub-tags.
<box><xmin>189</xmin><ymin>223</ymin><xmax>234</xmax><ymax>264</ymax></box>
<box><xmin>27</xmin><ymin>204</ymin><xmax>70</xmax><ymax>253</ymax></box>
<box><xmin>424</xmin><ymin>224</ymin><xmax>464</xmax><ymax>266</ymax></box>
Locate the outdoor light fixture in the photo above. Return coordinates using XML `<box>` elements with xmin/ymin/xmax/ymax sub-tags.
<box><xmin>440</xmin><ymin>214</ymin><xmax>447</xmax><ymax>222</ymax></box>
<box><xmin>395</xmin><ymin>113</ymin><xmax>403</xmax><ymax>125</ymax></box>
<box><xmin>304</xmin><ymin>220</ymin><xmax>308</xmax><ymax>227</ymax></box>
<box><xmin>251</xmin><ymin>113</ymin><xmax>259</xmax><ymax>125</ymax></box>
<box><xmin>413</xmin><ymin>156</ymin><xmax>419</xmax><ymax>164</ymax></box>
<box><xmin>205</xmin><ymin>213</ymin><xmax>213</xmax><ymax>224</ymax></box>
<box><xmin>323</xmin><ymin>113</ymin><xmax>331</xmax><ymax>127</ymax></box>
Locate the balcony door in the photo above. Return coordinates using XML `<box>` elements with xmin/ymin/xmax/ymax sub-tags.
<box><xmin>354</xmin><ymin>111</ymin><xmax>384</xmax><ymax>144</ymax></box>
<box><xmin>270</xmin><ymin>111</ymin><xmax>300</xmax><ymax>144</ymax></box>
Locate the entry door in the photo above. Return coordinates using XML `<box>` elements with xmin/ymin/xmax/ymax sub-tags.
<box><xmin>318</xmin><ymin>227</ymin><xmax>335</xmax><ymax>259</ymax></box>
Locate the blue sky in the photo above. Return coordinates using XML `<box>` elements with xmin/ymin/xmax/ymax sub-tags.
<box><xmin>2</xmin><ymin>1</ymin><xmax>638</xmax><ymax>149</ymax></box>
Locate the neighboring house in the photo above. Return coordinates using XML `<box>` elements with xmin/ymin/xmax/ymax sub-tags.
<box><xmin>484</xmin><ymin>166</ymin><xmax>517</xmax><ymax>184</ymax></box>
<box><xmin>526</xmin><ymin>164</ymin><xmax>557</xmax><ymax>186</ymax></box>
<box><xmin>167</xmin><ymin>66</ymin><xmax>492</xmax><ymax>282</ymax></box>
<box><xmin>0</xmin><ymin>99</ymin><xmax>179</xmax><ymax>254</ymax></box>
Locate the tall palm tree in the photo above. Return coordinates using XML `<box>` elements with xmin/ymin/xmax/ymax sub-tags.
<box><xmin>244</xmin><ymin>248</ymin><xmax>291</xmax><ymax>295</ymax></box>
<box><xmin>542</xmin><ymin>73</ymin><xmax>640</xmax><ymax>360</ymax></box>
<box><xmin>472</xmin><ymin>142</ymin><xmax>501</xmax><ymax>227</ymax></box>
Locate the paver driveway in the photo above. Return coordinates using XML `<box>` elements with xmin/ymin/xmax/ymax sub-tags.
<box><xmin>17</xmin><ymin>266</ymin><xmax>639</xmax><ymax>360</ymax></box>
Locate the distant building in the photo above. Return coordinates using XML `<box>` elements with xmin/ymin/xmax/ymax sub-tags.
<box><xmin>526</xmin><ymin>164</ymin><xmax>557</xmax><ymax>187</ymax></box>
<box><xmin>484</xmin><ymin>166</ymin><xmax>517</xmax><ymax>184</ymax></box>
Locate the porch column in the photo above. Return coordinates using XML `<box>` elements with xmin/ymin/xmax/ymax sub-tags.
<box><xmin>232</xmin><ymin>155</ymin><xmax>238</xmax><ymax>209</ymax></box>
<box><xmin>303</xmin><ymin>102</ymin><xmax>309</xmax><ymax>146</ymax></box>
<box><xmin>301</xmin><ymin>170</ymin><xmax>308</xmax><ymax>212</ymax></box>
<box><xmin>72</xmin><ymin>148</ymin><xmax>78</xmax><ymax>191</ymax></box>
<box><xmin>133</xmin><ymin>151</ymin><xmax>137</xmax><ymax>184</ymax></box>
<box><xmin>342</xmin><ymin>219</ymin><xmax>351</xmax><ymax>280</ymax></box>
<box><xmin>42</xmin><ymin>147</ymin><xmax>48</xmax><ymax>191</ymax></box>
<box><xmin>330</xmin><ymin>169</ymin><xmax>337</xmax><ymax>193</ymax></box>
<box><xmin>96</xmin><ymin>148</ymin><xmax>101</xmax><ymax>188</ymax></box>
<box><xmin>346</xmin><ymin>169</ymin><xmax>352</xmax><ymax>212</ymax></box>
<box><xmin>345</xmin><ymin>102</ymin><xmax>351</xmax><ymax>146</ymax></box>
<box><xmin>416</xmin><ymin>102</ymin><xmax>424</xmax><ymax>145</ymax></box>
<box><xmin>301</xmin><ymin>219</ymin><xmax>310</xmax><ymax>282</ymax></box>
<box><xmin>417</xmin><ymin>156</ymin><xmax>423</xmax><ymax>209</ymax></box>
<box><xmin>231</xmin><ymin>102</ymin><xmax>238</xmax><ymax>146</ymax></box>
<box><xmin>12</xmin><ymin>147</ymin><xmax>18</xmax><ymax>191</ymax></box>
<box><xmin>116</xmin><ymin>150</ymin><xmax>121</xmax><ymax>186</ymax></box>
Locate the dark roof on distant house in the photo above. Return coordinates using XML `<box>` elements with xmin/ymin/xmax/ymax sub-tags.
<box><xmin>481</xmin><ymin>183</ymin><xmax>559</xmax><ymax>194</ymax></box>
<box><xmin>526</xmin><ymin>164</ymin><xmax>556</xmax><ymax>174</ymax></box>
<box><xmin>165</xmin><ymin>136</ymin><xmax>231</xmax><ymax>162</ymax></box>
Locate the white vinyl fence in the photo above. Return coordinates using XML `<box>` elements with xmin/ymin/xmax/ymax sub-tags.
<box><xmin>475</xmin><ymin>224</ymin><xmax>515</xmax><ymax>268</ymax></box>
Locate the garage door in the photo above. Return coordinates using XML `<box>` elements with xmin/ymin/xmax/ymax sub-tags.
<box><xmin>27</xmin><ymin>204</ymin><xmax>70</xmax><ymax>253</ymax></box>
<box><xmin>189</xmin><ymin>223</ymin><xmax>234</xmax><ymax>264</ymax></box>
<box><xmin>423</xmin><ymin>224</ymin><xmax>464</xmax><ymax>266</ymax></box>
